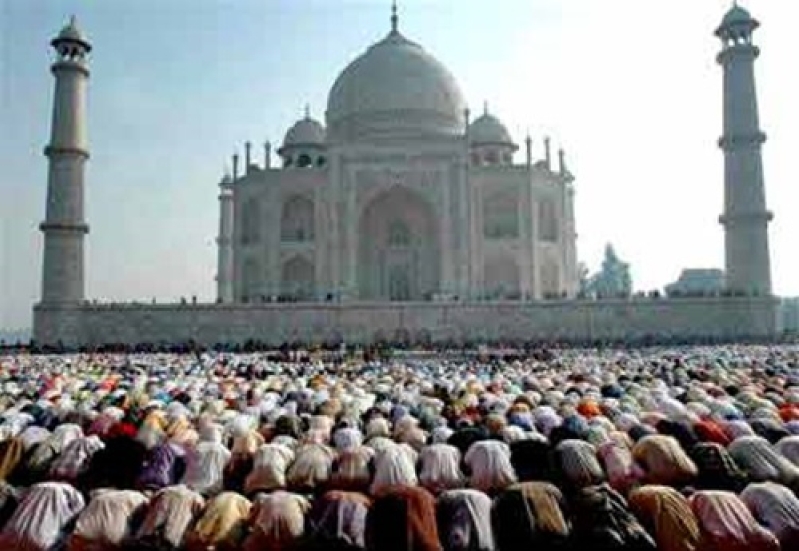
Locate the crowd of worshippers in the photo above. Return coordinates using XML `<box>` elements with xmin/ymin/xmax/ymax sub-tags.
<box><xmin>0</xmin><ymin>347</ymin><xmax>798</xmax><ymax>550</ymax></box>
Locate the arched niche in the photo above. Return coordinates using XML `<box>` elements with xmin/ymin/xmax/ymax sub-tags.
<box><xmin>483</xmin><ymin>254</ymin><xmax>520</xmax><ymax>299</ymax></box>
<box><xmin>280</xmin><ymin>195</ymin><xmax>315</xmax><ymax>243</ymax></box>
<box><xmin>281</xmin><ymin>255</ymin><xmax>315</xmax><ymax>301</ymax></box>
<box><xmin>357</xmin><ymin>186</ymin><xmax>440</xmax><ymax>301</ymax></box>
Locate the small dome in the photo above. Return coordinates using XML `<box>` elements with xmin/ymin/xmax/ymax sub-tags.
<box><xmin>282</xmin><ymin>116</ymin><xmax>326</xmax><ymax>149</ymax></box>
<box><xmin>721</xmin><ymin>5</ymin><xmax>753</xmax><ymax>27</ymax></box>
<box><xmin>469</xmin><ymin>113</ymin><xmax>513</xmax><ymax>146</ymax></box>
<box><xmin>52</xmin><ymin>16</ymin><xmax>91</xmax><ymax>49</ymax></box>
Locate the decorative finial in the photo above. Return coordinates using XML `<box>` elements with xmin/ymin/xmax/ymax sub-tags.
<box><xmin>304</xmin><ymin>103</ymin><xmax>310</xmax><ymax>119</ymax></box>
<box><xmin>483</xmin><ymin>101</ymin><xmax>489</xmax><ymax>115</ymax></box>
<box><xmin>391</xmin><ymin>1</ymin><xmax>398</xmax><ymax>33</ymax></box>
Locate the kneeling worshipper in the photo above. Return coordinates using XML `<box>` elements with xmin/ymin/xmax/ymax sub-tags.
<box><xmin>631</xmin><ymin>434</ymin><xmax>698</xmax><ymax>488</ymax></box>
<box><xmin>689</xmin><ymin>442</ymin><xmax>749</xmax><ymax>493</ymax></box>
<box><xmin>0</xmin><ymin>481</ymin><xmax>85</xmax><ymax>551</ymax></box>
<box><xmin>775</xmin><ymin>434</ymin><xmax>799</xmax><ymax>466</ymax></box>
<box><xmin>740</xmin><ymin>481</ymin><xmax>799</xmax><ymax>550</ymax></box>
<box><xmin>463</xmin><ymin>440</ymin><xmax>516</xmax><ymax>496</ymax></box>
<box><xmin>286</xmin><ymin>442</ymin><xmax>336</xmax><ymax>495</ymax></box>
<box><xmin>418</xmin><ymin>442</ymin><xmax>464</xmax><ymax>495</ymax></box>
<box><xmin>627</xmin><ymin>485</ymin><xmax>700</xmax><ymax>551</ymax></box>
<box><xmin>184</xmin><ymin>491</ymin><xmax>252</xmax><ymax>551</ymax></box>
<box><xmin>689</xmin><ymin>489</ymin><xmax>780</xmax><ymax>551</ymax></box>
<box><xmin>304</xmin><ymin>490</ymin><xmax>371</xmax><ymax>551</ymax></box>
<box><xmin>133</xmin><ymin>484</ymin><xmax>205</xmax><ymax>550</ymax></box>
<box><xmin>728</xmin><ymin>435</ymin><xmax>799</xmax><ymax>489</ymax></box>
<box><xmin>244</xmin><ymin>442</ymin><xmax>295</xmax><ymax>496</ymax></box>
<box><xmin>242</xmin><ymin>490</ymin><xmax>311</xmax><ymax>551</ymax></box>
<box><xmin>435</xmin><ymin>489</ymin><xmax>493</xmax><ymax>551</ymax></box>
<box><xmin>569</xmin><ymin>483</ymin><xmax>656</xmax><ymax>551</ymax></box>
<box><xmin>365</xmin><ymin>486</ymin><xmax>442</xmax><ymax>551</ymax></box>
<box><xmin>181</xmin><ymin>424</ymin><xmax>231</xmax><ymax>497</ymax></box>
<box><xmin>490</xmin><ymin>482</ymin><xmax>570</xmax><ymax>551</ymax></box>
<box><xmin>329</xmin><ymin>447</ymin><xmax>374</xmax><ymax>494</ymax></box>
<box><xmin>66</xmin><ymin>489</ymin><xmax>149</xmax><ymax>551</ymax></box>
<box><xmin>370</xmin><ymin>444</ymin><xmax>418</xmax><ymax>496</ymax></box>
<box><xmin>552</xmin><ymin>439</ymin><xmax>606</xmax><ymax>493</ymax></box>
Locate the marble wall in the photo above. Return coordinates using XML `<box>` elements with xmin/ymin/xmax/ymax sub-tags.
<box><xmin>33</xmin><ymin>297</ymin><xmax>780</xmax><ymax>347</ymax></box>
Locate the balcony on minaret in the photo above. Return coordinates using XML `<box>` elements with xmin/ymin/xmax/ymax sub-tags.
<box><xmin>51</xmin><ymin>16</ymin><xmax>91</xmax><ymax>65</ymax></box>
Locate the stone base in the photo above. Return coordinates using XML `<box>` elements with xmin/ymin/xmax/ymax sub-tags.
<box><xmin>33</xmin><ymin>297</ymin><xmax>780</xmax><ymax>348</ymax></box>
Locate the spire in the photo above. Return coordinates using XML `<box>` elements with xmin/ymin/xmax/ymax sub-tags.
<box><xmin>483</xmin><ymin>100</ymin><xmax>489</xmax><ymax>116</ymax></box>
<box><xmin>304</xmin><ymin>103</ymin><xmax>310</xmax><ymax>119</ymax></box>
<box><xmin>391</xmin><ymin>1</ymin><xmax>398</xmax><ymax>33</ymax></box>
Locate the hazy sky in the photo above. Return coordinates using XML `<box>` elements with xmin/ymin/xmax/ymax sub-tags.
<box><xmin>2</xmin><ymin>0</ymin><xmax>798</xmax><ymax>330</ymax></box>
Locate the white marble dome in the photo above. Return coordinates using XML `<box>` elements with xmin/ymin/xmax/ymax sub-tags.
<box><xmin>469</xmin><ymin>113</ymin><xmax>514</xmax><ymax>146</ymax></box>
<box><xmin>282</xmin><ymin>116</ymin><xmax>326</xmax><ymax>149</ymax></box>
<box><xmin>326</xmin><ymin>29</ymin><xmax>466</xmax><ymax>142</ymax></box>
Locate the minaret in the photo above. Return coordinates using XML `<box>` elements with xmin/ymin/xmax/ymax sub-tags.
<box><xmin>216</xmin><ymin>171</ymin><xmax>234</xmax><ymax>303</ymax></box>
<box><xmin>39</xmin><ymin>17</ymin><xmax>92</xmax><ymax>305</ymax></box>
<box><xmin>716</xmin><ymin>4</ymin><xmax>772</xmax><ymax>295</ymax></box>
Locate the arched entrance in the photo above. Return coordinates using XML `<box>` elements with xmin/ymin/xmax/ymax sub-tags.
<box><xmin>357</xmin><ymin>187</ymin><xmax>440</xmax><ymax>300</ymax></box>
<box><xmin>281</xmin><ymin>255</ymin><xmax>315</xmax><ymax>301</ymax></box>
<box><xmin>483</xmin><ymin>254</ymin><xmax>520</xmax><ymax>299</ymax></box>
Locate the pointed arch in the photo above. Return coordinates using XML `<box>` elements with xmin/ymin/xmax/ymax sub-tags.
<box><xmin>281</xmin><ymin>195</ymin><xmax>315</xmax><ymax>242</ymax></box>
<box><xmin>540</xmin><ymin>259</ymin><xmax>561</xmax><ymax>299</ymax></box>
<box><xmin>483</xmin><ymin>190</ymin><xmax>519</xmax><ymax>239</ymax></box>
<box><xmin>241</xmin><ymin>198</ymin><xmax>261</xmax><ymax>244</ymax></box>
<box><xmin>241</xmin><ymin>257</ymin><xmax>260</xmax><ymax>302</ymax></box>
<box><xmin>483</xmin><ymin>254</ymin><xmax>520</xmax><ymax>299</ymax></box>
<box><xmin>281</xmin><ymin>255</ymin><xmax>315</xmax><ymax>301</ymax></box>
<box><xmin>538</xmin><ymin>198</ymin><xmax>558</xmax><ymax>242</ymax></box>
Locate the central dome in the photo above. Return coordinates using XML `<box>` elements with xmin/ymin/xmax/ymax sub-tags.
<box><xmin>326</xmin><ymin>29</ymin><xmax>467</xmax><ymax>143</ymax></box>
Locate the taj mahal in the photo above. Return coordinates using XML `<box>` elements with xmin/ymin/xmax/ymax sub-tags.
<box><xmin>219</xmin><ymin>8</ymin><xmax>577</xmax><ymax>305</ymax></box>
<box><xmin>33</xmin><ymin>5</ymin><xmax>780</xmax><ymax>347</ymax></box>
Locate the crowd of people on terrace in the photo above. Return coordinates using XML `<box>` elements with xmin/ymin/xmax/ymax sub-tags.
<box><xmin>0</xmin><ymin>345</ymin><xmax>797</xmax><ymax>550</ymax></box>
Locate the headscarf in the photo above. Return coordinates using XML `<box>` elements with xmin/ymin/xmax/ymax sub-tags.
<box><xmin>306</xmin><ymin>491</ymin><xmax>371</xmax><ymax>551</ymax></box>
<box><xmin>69</xmin><ymin>489</ymin><xmax>149</xmax><ymax>548</ymax></box>
<box><xmin>185</xmin><ymin>491</ymin><xmax>252</xmax><ymax>551</ymax></box>
<box><xmin>135</xmin><ymin>485</ymin><xmax>205</xmax><ymax>548</ymax></box>
<box><xmin>553</xmin><ymin>439</ymin><xmax>605</xmax><ymax>491</ymax></box>
<box><xmin>690</xmin><ymin>442</ymin><xmax>748</xmax><ymax>492</ymax></box>
<box><xmin>371</xmin><ymin>445</ymin><xmax>418</xmax><ymax>496</ymax></box>
<box><xmin>286</xmin><ymin>443</ymin><xmax>336</xmax><ymax>494</ymax></box>
<box><xmin>740</xmin><ymin>481</ymin><xmax>799</xmax><ymax>550</ymax></box>
<box><xmin>365</xmin><ymin>486</ymin><xmax>442</xmax><ymax>551</ymax></box>
<box><xmin>728</xmin><ymin>435</ymin><xmax>799</xmax><ymax>486</ymax></box>
<box><xmin>491</xmin><ymin>482</ymin><xmax>570</xmax><ymax>551</ymax></box>
<box><xmin>569</xmin><ymin>483</ymin><xmax>656</xmax><ymax>551</ymax></box>
<box><xmin>597</xmin><ymin>439</ymin><xmax>637</xmax><ymax>495</ymax></box>
<box><xmin>181</xmin><ymin>429</ymin><xmax>232</xmax><ymax>496</ymax></box>
<box><xmin>628</xmin><ymin>485</ymin><xmax>700</xmax><ymax>551</ymax></box>
<box><xmin>0</xmin><ymin>481</ymin><xmax>86</xmax><ymax>551</ymax></box>
<box><xmin>436</xmin><ymin>489</ymin><xmax>494</xmax><ymax>551</ymax></box>
<box><xmin>463</xmin><ymin>440</ymin><xmax>516</xmax><ymax>495</ymax></box>
<box><xmin>689</xmin><ymin>490</ymin><xmax>780</xmax><ymax>551</ymax></box>
<box><xmin>243</xmin><ymin>491</ymin><xmax>310</xmax><ymax>551</ymax></box>
<box><xmin>418</xmin><ymin>443</ymin><xmax>464</xmax><ymax>495</ymax></box>
<box><xmin>245</xmin><ymin>443</ymin><xmax>295</xmax><ymax>495</ymax></box>
<box><xmin>509</xmin><ymin>439</ymin><xmax>553</xmax><ymax>483</ymax></box>
<box><xmin>328</xmin><ymin>446</ymin><xmax>371</xmax><ymax>490</ymax></box>
<box><xmin>0</xmin><ymin>437</ymin><xmax>25</xmax><ymax>481</ymax></box>
<box><xmin>776</xmin><ymin>435</ymin><xmax>799</xmax><ymax>466</ymax></box>
<box><xmin>632</xmin><ymin>435</ymin><xmax>697</xmax><ymax>487</ymax></box>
